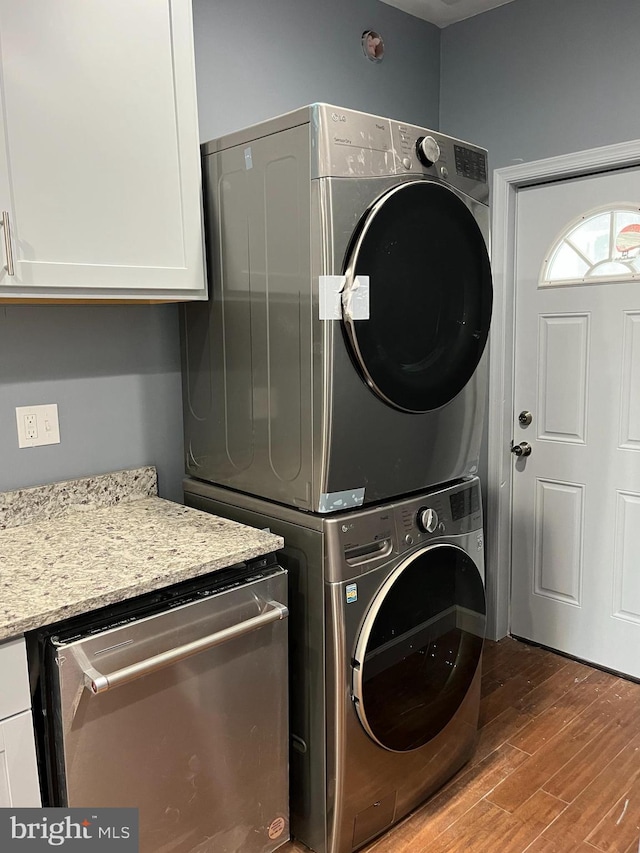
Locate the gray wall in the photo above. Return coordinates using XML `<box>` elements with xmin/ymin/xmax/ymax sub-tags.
<box><xmin>0</xmin><ymin>305</ymin><xmax>185</xmax><ymax>501</ymax></box>
<box><xmin>0</xmin><ymin>0</ymin><xmax>438</xmax><ymax>501</ymax></box>
<box><xmin>440</xmin><ymin>0</ymin><xmax>640</xmax><ymax>473</ymax></box>
<box><xmin>440</xmin><ymin>0</ymin><xmax>640</xmax><ymax>169</ymax></box>
<box><xmin>193</xmin><ymin>0</ymin><xmax>440</xmax><ymax>141</ymax></box>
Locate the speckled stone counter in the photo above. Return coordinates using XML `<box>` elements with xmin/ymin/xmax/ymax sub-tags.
<box><xmin>0</xmin><ymin>466</ymin><xmax>158</xmax><ymax>530</ymax></box>
<box><xmin>0</xmin><ymin>469</ymin><xmax>283</xmax><ymax>640</ymax></box>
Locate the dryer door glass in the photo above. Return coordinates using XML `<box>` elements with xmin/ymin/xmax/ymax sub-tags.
<box><xmin>353</xmin><ymin>543</ymin><xmax>485</xmax><ymax>752</ymax></box>
<box><xmin>342</xmin><ymin>181</ymin><xmax>492</xmax><ymax>413</ymax></box>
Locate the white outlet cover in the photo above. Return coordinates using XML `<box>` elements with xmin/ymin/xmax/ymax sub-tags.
<box><xmin>16</xmin><ymin>404</ymin><xmax>61</xmax><ymax>448</ymax></box>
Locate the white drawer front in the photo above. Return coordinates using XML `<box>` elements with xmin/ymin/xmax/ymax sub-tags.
<box><xmin>0</xmin><ymin>710</ymin><xmax>41</xmax><ymax>807</ymax></box>
<box><xmin>0</xmin><ymin>637</ymin><xmax>31</xmax><ymax>718</ymax></box>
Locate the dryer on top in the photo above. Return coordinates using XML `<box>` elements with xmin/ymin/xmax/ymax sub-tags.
<box><xmin>181</xmin><ymin>103</ymin><xmax>493</xmax><ymax>513</ymax></box>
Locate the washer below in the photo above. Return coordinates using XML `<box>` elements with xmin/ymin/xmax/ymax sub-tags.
<box><xmin>184</xmin><ymin>477</ymin><xmax>486</xmax><ymax>853</ymax></box>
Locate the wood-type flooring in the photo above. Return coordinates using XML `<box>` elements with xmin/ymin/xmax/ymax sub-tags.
<box><xmin>283</xmin><ymin>637</ymin><xmax>640</xmax><ymax>853</ymax></box>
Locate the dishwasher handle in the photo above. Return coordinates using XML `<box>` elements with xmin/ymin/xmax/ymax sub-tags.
<box><xmin>82</xmin><ymin>599</ymin><xmax>289</xmax><ymax>695</ymax></box>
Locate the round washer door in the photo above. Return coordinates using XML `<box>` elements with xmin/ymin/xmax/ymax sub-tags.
<box><xmin>352</xmin><ymin>543</ymin><xmax>486</xmax><ymax>752</ymax></box>
<box><xmin>342</xmin><ymin>180</ymin><xmax>493</xmax><ymax>413</ymax></box>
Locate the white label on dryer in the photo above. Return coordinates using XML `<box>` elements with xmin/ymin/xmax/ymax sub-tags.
<box><xmin>319</xmin><ymin>275</ymin><xmax>345</xmax><ymax>320</ymax></box>
<box><xmin>342</xmin><ymin>275</ymin><xmax>370</xmax><ymax>320</ymax></box>
<box><xmin>318</xmin><ymin>276</ymin><xmax>370</xmax><ymax>320</ymax></box>
<box><xmin>346</xmin><ymin>583</ymin><xmax>358</xmax><ymax>603</ymax></box>
<box><xmin>244</xmin><ymin>146</ymin><xmax>253</xmax><ymax>169</ymax></box>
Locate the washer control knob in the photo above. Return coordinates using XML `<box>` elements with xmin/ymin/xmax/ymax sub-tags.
<box><xmin>418</xmin><ymin>507</ymin><xmax>439</xmax><ymax>533</ymax></box>
<box><xmin>415</xmin><ymin>136</ymin><xmax>441</xmax><ymax>167</ymax></box>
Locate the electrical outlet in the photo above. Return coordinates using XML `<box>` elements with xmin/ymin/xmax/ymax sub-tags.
<box><xmin>24</xmin><ymin>413</ymin><xmax>38</xmax><ymax>440</ymax></box>
<box><xmin>16</xmin><ymin>404</ymin><xmax>61</xmax><ymax>448</ymax></box>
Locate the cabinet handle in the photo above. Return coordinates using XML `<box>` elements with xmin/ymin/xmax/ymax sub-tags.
<box><xmin>2</xmin><ymin>211</ymin><xmax>14</xmax><ymax>276</ymax></box>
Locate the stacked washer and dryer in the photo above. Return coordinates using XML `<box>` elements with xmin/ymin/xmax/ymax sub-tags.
<box><xmin>182</xmin><ymin>104</ymin><xmax>492</xmax><ymax>853</ymax></box>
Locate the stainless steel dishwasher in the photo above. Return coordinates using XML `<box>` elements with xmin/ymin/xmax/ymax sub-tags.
<box><xmin>28</xmin><ymin>555</ymin><xmax>289</xmax><ymax>853</ymax></box>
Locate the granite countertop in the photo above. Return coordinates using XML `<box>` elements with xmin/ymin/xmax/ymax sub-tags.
<box><xmin>0</xmin><ymin>468</ymin><xmax>283</xmax><ymax>641</ymax></box>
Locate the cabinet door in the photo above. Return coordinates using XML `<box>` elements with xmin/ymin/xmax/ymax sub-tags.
<box><xmin>0</xmin><ymin>637</ymin><xmax>31</xmax><ymax>719</ymax></box>
<box><xmin>0</xmin><ymin>0</ymin><xmax>205</xmax><ymax>300</ymax></box>
<box><xmin>0</xmin><ymin>712</ymin><xmax>41</xmax><ymax>807</ymax></box>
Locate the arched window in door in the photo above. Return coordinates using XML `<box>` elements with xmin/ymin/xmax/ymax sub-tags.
<box><xmin>541</xmin><ymin>205</ymin><xmax>640</xmax><ymax>286</ymax></box>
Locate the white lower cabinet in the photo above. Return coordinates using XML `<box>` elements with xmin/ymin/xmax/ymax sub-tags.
<box><xmin>0</xmin><ymin>638</ymin><xmax>41</xmax><ymax>807</ymax></box>
<box><xmin>0</xmin><ymin>711</ymin><xmax>41</xmax><ymax>807</ymax></box>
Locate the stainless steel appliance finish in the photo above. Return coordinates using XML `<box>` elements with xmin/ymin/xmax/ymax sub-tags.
<box><xmin>184</xmin><ymin>477</ymin><xmax>486</xmax><ymax>853</ymax></box>
<box><xmin>30</xmin><ymin>560</ymin><xmax>290</xmax><ymax>853</ymax></box>
<box><xmin>181</xmin><ymin>104</ymin><xmax>492</xmax><ymax>513</ymax></box>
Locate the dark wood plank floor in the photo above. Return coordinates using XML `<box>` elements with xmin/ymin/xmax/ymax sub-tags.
<box><xmin>283</xmin><ymin>637</ymin><xmax>640</xmax><ymax>853</ymax></box>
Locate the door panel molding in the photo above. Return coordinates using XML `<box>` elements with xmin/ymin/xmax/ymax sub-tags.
<box><xmin>537</xmin><ymin>313</ymin><xmax>590</xmax><ymax>444</ymax></box>
<box><xmin>533</xmin><ymin>479</ymin><xmax>584</xmax><ymax>606</ymax></box>
<box><xmin>619</xmin><ymin>311</ymin><xmax>640</xmax><ymax>450</ymax></box>
<box><xmin>487</xmin><ymin>139</ymin><xmax>640</xmax><ymax>640</ymax></box>
<box><xmin>612</xmin><ymin>490</ymin><xmax>640</xmax><ymax>623</ymax></box>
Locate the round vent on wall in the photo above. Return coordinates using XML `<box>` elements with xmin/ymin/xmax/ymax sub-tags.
<box><xmin>362</xmin><ymin>30</ymin><xmax>384</xmax><ymax>62</ymax></box>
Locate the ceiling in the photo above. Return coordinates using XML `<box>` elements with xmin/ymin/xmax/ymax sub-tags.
<box><xmin>380</xmin><ymin>0</ymin><xmax>516</xmax><ymax>28</ymax></box>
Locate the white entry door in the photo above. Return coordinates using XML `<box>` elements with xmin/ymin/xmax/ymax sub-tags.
<box><xmin>510</xmin><ymin>166</ymin><xmax>640</xmax><ymax>678</ymax></box>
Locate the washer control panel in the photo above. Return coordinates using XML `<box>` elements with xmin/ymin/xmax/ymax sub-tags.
<box><xmin>325</xmin><ymin>477</ymin><xmax>483</xmax><ymax>581</ymax></box>
<box><xmin>417</xmin><ymin>507</ymin><xmax>439</xmax><ymax>533</ymax></box>
<box><xmin>397</xmin><ymin>479</ymin><xmax>483</xmax><ymax>553</ymax></box>
<box><xmin>398</xmin><ymin>492</ymin><xmax>446</xmax><ymax>544</ymax></box>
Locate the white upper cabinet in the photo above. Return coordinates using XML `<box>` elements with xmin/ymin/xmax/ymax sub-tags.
<box><xmin>0</xmin><ymin>0</ymin><xmax>206</xmax><ymax>300</ymax></box>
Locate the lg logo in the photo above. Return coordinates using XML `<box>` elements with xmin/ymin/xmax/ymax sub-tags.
<box><xmin>331</xmin><ymin>112</ymin><xmax>346</xmax><ymax>123</ymax></box>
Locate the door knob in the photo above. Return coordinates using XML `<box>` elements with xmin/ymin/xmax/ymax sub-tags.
<box><xmin>511</xmin><ymin>441</ymin><xmax>532</xmax><ymax>457</ymax></box>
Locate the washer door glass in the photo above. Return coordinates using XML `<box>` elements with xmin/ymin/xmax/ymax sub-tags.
<box><xmin>342</xmin><ymin>180</ymin><xmax>493</xmax><ymax>413</ymax></box>
<box><xmin>353</xmin><ymin>544</ymin><xmax>485</xmax><ymax>752</ymax></box>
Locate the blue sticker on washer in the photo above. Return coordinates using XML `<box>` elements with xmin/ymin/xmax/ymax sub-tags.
<box><xmin>318</xmin><ymin>488</ymin><xmax>365</xmax><ymax>513</ymax></box>
<box><xmin>346</xmin><ymin>583</ymin><xmax>358</xmax><ymax>603</ymax></box>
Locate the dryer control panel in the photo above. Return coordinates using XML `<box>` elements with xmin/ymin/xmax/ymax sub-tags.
<box><xmin>389</xmin><ymin>120</ymin><xmax>489</xmax><ymax>204</ymax></box>
<box><xmin>310</xmin><ymin>104</ymin><xmax>489</xmax><ymax>204</ymax></box>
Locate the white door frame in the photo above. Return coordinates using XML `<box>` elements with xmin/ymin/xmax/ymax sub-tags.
<box><xmin>486</xmin><ymin>139</ymin><xmax>640</xmax><ymax>641</ymax></box>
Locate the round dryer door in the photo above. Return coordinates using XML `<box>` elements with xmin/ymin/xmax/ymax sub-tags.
<box><xmin>341</xmin><ymin>180</ymin><xmax>493</xmax><ymax>413</ymax></box>
<box><xmin>352</xmin><ymin>543</ymin><xmax>485</xmax><ymax>752</ymax></box>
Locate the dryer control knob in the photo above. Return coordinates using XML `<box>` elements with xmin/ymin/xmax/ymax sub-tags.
<box><xmin>418</xmin><ymin>507</ymin><xmax>439</xmax><ymax>533</ymax></box>
<box><xmin>416</xmin><ymin>136</ymin><xmax>441</xmax><ymax>167</ymax></box>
